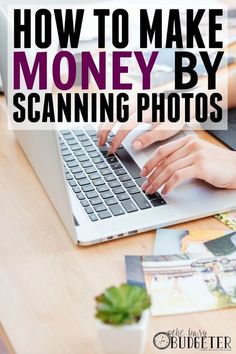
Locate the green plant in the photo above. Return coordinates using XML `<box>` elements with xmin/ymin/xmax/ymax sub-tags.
<box><xmin>95</xmin><ymin>284</ymin><xmax>151</xmax><ymax>326</ymax></box>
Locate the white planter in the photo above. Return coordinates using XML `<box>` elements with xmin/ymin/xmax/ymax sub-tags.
<box><xmin>96</xmin><ymin>310</ymin><xmax>150</xmax><ymax>354</ymax></box>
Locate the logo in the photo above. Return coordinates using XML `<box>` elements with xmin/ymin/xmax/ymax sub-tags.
<box><xmin>153</xmin><ymin>332</ymin><xmax>171</xmax><ymax>350</ymax></box>
<box><xmin>153</xmin><ymin>329</ymin><xmax>232</xmax><ymax>351</ymax></box>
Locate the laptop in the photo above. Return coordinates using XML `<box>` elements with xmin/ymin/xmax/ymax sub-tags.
<box><xmin>1</xmin><ymin>7</ymin><xmax>236</xmax><ymax>245</ymax></box>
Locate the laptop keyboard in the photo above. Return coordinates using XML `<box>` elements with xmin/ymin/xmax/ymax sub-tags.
<box><xmin>59</xmin><ymin>128</ymin><xmax>166</xmax><ymax>222</ymax></box>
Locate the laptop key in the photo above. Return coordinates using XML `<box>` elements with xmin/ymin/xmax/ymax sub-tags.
<box><xmin>114</xmin><ymin>168</ymin><xmax>126</xmax><ymax>176</ymax></box>
<box><xmin>78</xmin><ymin>178</ymin><xmax>90</xmax><ymax>186</ymax></box>
<box><xmin>82</xmin><ymin>184</ymin><xmax>95</xmax><ymax>192</ymax></box>
<box><xmin>117</xmin><ymin>193</ymin><xmax>130</xmax><ymax>201</ymax></box>
<box><xmin>89</xmin><ymin>151</ymin><xmax>100</xmax><ymax>158</ymax></box>
<box><xmin>90</xmin><ymin>136</ymin><xmax>98</xmax><ymax>142</ymax></box>
<box><xmin>69</xmin><ymin>180</ymin><xmax>77</xmax><ymax>187</ymax></box>
<box><xmin>75</xmin><ymin>172</ymin><xmax>86</xmax><ymax>180</ymax></box>
<box><xmin>121</xmin><ymin>200</ymin><xmax>138</xmax><ymax>213</ymax></box>
<box><xmin>77</xmin><ymin>135</ymin><xmax>88</xmax><ymax>142</ymax></box>
<box><xmin>107</xmin><ymin>136</ymin><xmax>113</xmax><ymax>144</ymax></box>
<box><xmin>119</xmin><ymin>174</ymin><xmax>131</xmax><ymax>182</ymax></box>
<box><xmin>104</xmin><ymin>174</ymin><xmax>116</xmax><ymax>182</ymax></box>
<box><xmin>111</xmin><ymin>162</ymin><xmax>122</xmax><ymax>170</ymax></box>
<box><xmin>106</xmin><ymin>155</ymin><xmax>118</xmax><ymax>164</ymax></box>
<box><xmin>67</xmin><ymin>138</ymin><xmax>77</xmax><ymax>145</ymax></box>
<box><xmin>146</xmin><ymin>192</ymin><xmax>162</xmax><ymax>200</ymax></box>
<box><xmin>132</xmin><ymin>194</ymin><xmax>151</xmax><ymax>209</ymax></box>
<box><xmin>108</xmin><ymin>180</ymin><xmax>121</xmax><ymax>188</ymax></box>
<box><xmin>100</xmin><ymin>168</ymin><xmax>112</xmax><ymax>176</ymax></box>
<box><xmin>127</xmin><ymin>186</ymin><xmax>140</xmax><ymax>195</ymax></box>
<box><xmin>99</xmin><ymin>146</ymin><xmax>109</xmax><ymax>156</ymax></box>
<box><xmin>90</xmin><ymin>197</ymin><xmax>103</xmax><ymax>206</ymax></box>
<box><xmin>93</xmin><ymin>178</ymin><xmax>105</xmax><ymax>187</ymax></box>
<box><xmin>77</xmin><ymin>155</ymin><xmax>89</xmax><ymax>162</ymax></box>
<box><xmin>109</xmin><ymin>204</ymin><xmax>125</xmax><ymax>216</ymax></box>
<box><xmin>94</xmin><ymin>203</ymin><xmax>107</xmax><ymax>212</ymax></box>
<box><xmin>61</xmin><ymin>129</ymin><xmax>71</xmax><ymax>135</ymax></box>
<box><xmin>73</xmin><ymin>129</ymin><xmax>84</xmax><ymax>137</ymax></box>
<box><xmin>112</xmin><ymin>186</ymin><xmax>125</xmax><ymax>194</ymax></box>
<box><xmin>86</xmin><ymin>129</ymin><xmax>97</xmax><ymax>137</ymax></box>
<box><xmin>86</xmin><ymin>191</ymin><xmax>99</xmax><ymax>199</ymax></box>
<box><xmin>72</xmin><ymin>185</ymin><xmax>80</xmax><ymax>193</ymax></box>
<box><xmin>85</xmin><ymin>146</ymin><xmax>96</xmax><ymax>153</ymax></box>
<box><xmin>61</xmin><ymin>149</ymin><xmax>71</xmax><ymax>156</ymax></box>
<box><xmin>135</xmin><ymin>178</ymin><xmax>146</xmax><ymax>187</ymax></box>
<box><xmin>74</xmin><ymin>149</ymin><xmax>84</xmax><ymax>157</ymax></box>
<box><xmin>66</xmin><ymin>172</ymin><xmax>73</xmax><ymax>180</ymax></box>
<box><xmin>76</xmin><ymin>192</ymin><xmax>85</xmax><ymax>200</ymax></box>
<box><xmin>151</xmin><ymin>198</ymin><xmax>166</xmax><ymax>207</ymax></box>
<box><xmin>105</xmin><ymin>197</ymin><xmax>118</xmax><ymax>206</ymax></box>
<box><xmin>97</xmin><ymin>162</ymin><xmax>108</xmax><ymax>170</ymax></box>
<box><xmin>81</xmin><ymin>199</ymin><xmax>90</xmax><ymax>207</ymax></box>
<box><xmin>89</xmin><ymin>172</ymin><xmax>101</xmax><ymax>180</ymax></box>
<box><xmin>64</xmin><ymin>155</ymin><xmax>75</xmax><ymax>162</ymax></box>
<box><xmin>84</xmin><ymin>166</ymin><xmax>97</xmax><ymax>174</ymax></box>
<box><xmin>59</xmin><ymin>143</ymin><xmax>67</xmax><ymax>150</ymax></box>
<box><xmin>81</xmin><ymin>140</ymin><xmax>92</xmax><ymax>147</ymax></box>
<box><xmin>70</xmin><ymin>145</ymin><xmax>82</xmax><ymax>152</ymax></box>
<box><xmin>116</xmin><ymin>148</ymin><xmax>141</xmax><ymax>179</ymax></box>
<box><xmin>71</xmin><ymin>166</ymin><xmax>82</xmax><ymax>174</ymax></box>
<box><xmin>98</xmin><ymin>210</ymin><xmax>112</xmax><ymax>219</ymax></box>
<box><xmin>63</xmin><ymin>133</ymin><xmax>74</xmax><ymax>140</ymax></box>
<box><xmin>92</xmin><ymin>156</ymin><xmax>104</xmax><ymax>164</ymax></box>
<box><xmin>89</xmin><ymin>213</ymin><xmax>98</xmax><ymax>222</ymax></box>
<box><xmin>85</xmin><ymin>206</ymin><xmax>94</xmax><ymax>214</ymax></box>
<box><xmin>81</xmin><ymin>160</ymin><xmax>93</xmax><ymax>168</ymax></box>
<box><xmin>101</xmin><ymin>191</ymin><xmax>114</xmax><ymax>199</ymax></box>
<box><xmin>67</xmin><ymin>160</ymin><xmax>79</xmax><ymax>168</ymax></box>
<box><xmin>123</xmin><ymin>180</ymin><xmax>135</xmax><ymax>188</ymax></box>
<box><xmin>96</xmin><ymin>184</ymin><xmax>109</xmax><ymax>193</ymax></box>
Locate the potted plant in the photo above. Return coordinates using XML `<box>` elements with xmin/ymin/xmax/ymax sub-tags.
<box><xmin>95</xmin><ymin>284</ymin><xmax>151</xmax><ymax>354</ymax></box>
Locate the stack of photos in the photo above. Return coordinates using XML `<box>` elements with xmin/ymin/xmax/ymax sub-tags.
<box><xmin>125</xmin><ymin>231</ymin><xmax>236</xmax><ymax>316</ymax></box>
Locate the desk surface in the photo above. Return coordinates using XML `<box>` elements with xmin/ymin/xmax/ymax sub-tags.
<box><xmin>0</xmin><ymin>95</ymin><xmax>235</xmax><ymax>354</ymax></box>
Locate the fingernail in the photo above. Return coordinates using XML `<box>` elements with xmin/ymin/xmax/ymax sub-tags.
<box><xmin>146</xmin><ymin>185</ymin><xmax>153</xmax><ymax>194</ymax></box>
<box><xmin>140</xmin><ymin>167</ymin><xmax>147</xmax><ymax>177</ymax></box>
<box><xmin>141</xmin><ymin>181</ymin><xmax>148</xmax><ymax>191</ymax></box>
<box><xmin>132</xmin><ymin>140</ymin><xmax>143</xmax><ymax>151</ymax></box>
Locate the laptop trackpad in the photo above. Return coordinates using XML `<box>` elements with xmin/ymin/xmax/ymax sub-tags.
<box><xmin>122</xmin><ymin>124</ymin><xmax>192</xmax><ymax>169</ymax></box>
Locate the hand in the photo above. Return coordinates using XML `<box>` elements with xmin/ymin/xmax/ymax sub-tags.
<box><xmin>97</xmin><ymin>110</ymin><xmax>185</xmax><ymax>154</ymax></box>
<box><xmin>141</xmin><ymin>135</ymin><xmax>236</xmax><ymax>195</ymax></box>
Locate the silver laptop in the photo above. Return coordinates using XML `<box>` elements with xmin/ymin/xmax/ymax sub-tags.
<box><xmin>1</xmin><ymin>7</ymin><xmax>236</xmax><ymax>246</ymax></box>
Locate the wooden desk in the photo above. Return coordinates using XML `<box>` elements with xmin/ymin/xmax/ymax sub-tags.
<box><xmin>0</xmin><ymin>95</ymin><xmax>235</xmax><ymax>354</ymax></box>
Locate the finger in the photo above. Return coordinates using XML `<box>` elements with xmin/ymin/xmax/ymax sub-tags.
<box><xmin>132</xmin><ymin>128</ymin><xmax>184</xmax><ymax>151</ymax></box>
<box><xmin>97</xmin><ymin>99</ymin><xmax>137</xmax><ymax>146</ymax></box>
<box><xmin>143</xmin><ymin>155</ymin><xmax>193</xmax><ymax>194</ymax></box>
<box><xmin>132</xmin><ymin>119</ymin><xmax>186</xmax><ymax>151</ymax></box>
<box><xmin>148</xmin><ymin>144</ymin><xmax>197</xmax><ymax>179</ymax></box>
<box><xmin>140</xmin><ymin>135</ymin><xmax>196</xmax><ymax>177</ymax></box>
<box><xmin>162</xmin><ymin>166</ymin><xmax>196</xmax><ymax>194</ymax></box>
<box><xmin>109</xmin><ymin>118</ymin><xmax>139</xmax><ymax>154</ymax></box>
<box><xmin>97</xmin><ymin>121</ymin><xmax>117</xmax><ymax>146</ymax></box>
